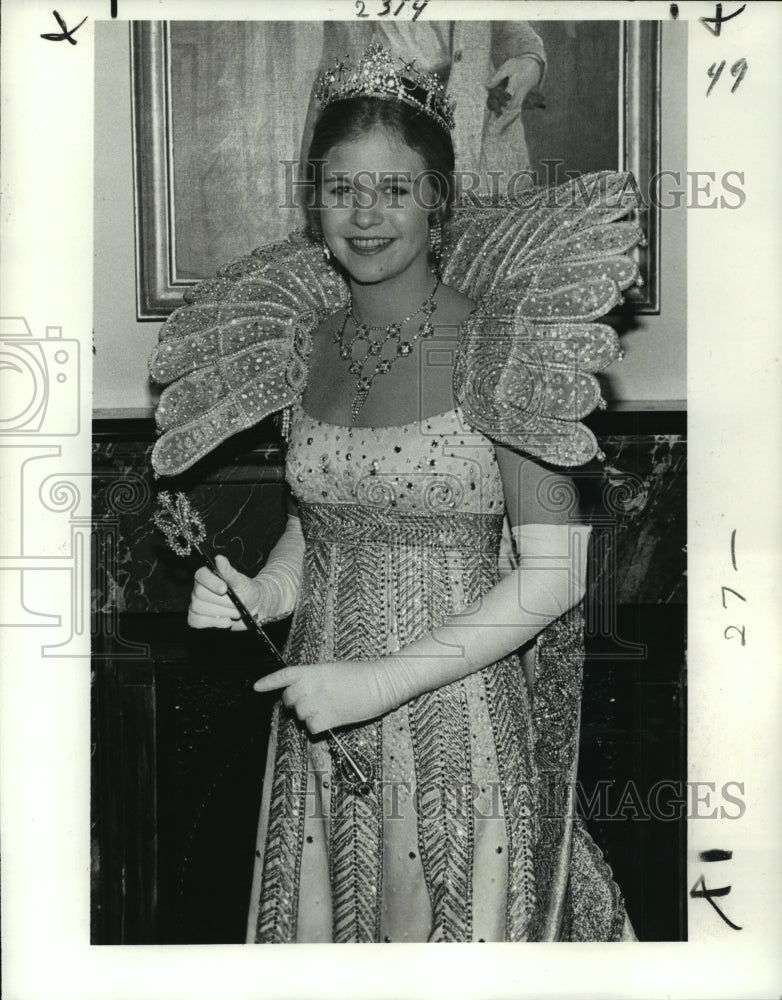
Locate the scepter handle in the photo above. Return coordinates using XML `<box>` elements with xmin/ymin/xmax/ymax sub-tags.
<box><xmin>194</xmin><ymin>544</ymin><xmax>287</xmax><ymax>670</ymax></box>
<box><xmin>195</xmin><ymin>544</ymin><xmax>370</xmax><ymax>786</ymax></box>
<box><xmin>223</xmin><ymin>580</ymin><xmax>288</xmax><ymax>671</ymax></box>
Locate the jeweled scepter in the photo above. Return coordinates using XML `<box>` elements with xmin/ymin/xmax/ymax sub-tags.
<box><xmin>153</xmin><ymin>491</ymin><xmax>371</xmax><ymax>787</ymax></box>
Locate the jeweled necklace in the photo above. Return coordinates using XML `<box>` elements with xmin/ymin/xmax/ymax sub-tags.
<box><xmin>335</xmin><ymin>277</ymin><xmax>440</xmax><ymax>423</ymax></box>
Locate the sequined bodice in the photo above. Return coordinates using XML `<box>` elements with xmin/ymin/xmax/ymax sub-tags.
<box><xmin>286</xmin><ymin>402</ymin><xmax>505</xmax><ymax>516</ymax></box>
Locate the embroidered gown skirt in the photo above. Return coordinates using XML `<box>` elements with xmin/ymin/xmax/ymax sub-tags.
<box><xmin>246</xmin><ymin>405</ymin><xmax>630</xmax><ymax>943</ymax></box>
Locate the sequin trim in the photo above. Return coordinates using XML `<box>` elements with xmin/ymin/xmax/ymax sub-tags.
<box><xmin>482</xmin><ymin>656</ymin><xmax>538</xmax><ymax>941</ymax></box>
<box><xmin>254</xmin><ymin>706</ymin><xmax>309</xmax><ymax>943</ymax></box>
<box><xmin>328</xmin><ymin>537</ymin><xmax>386</xmax><ymax>941</ymax></box>
<box><xmin>299</xmin><ymin>502</ymin><xmax>503</xmax><ymax>550</ymax></box>
<box><xmin>561</xmin><ymin>817</ymin><xmax>628</xmax><ymax>941</ymax></box>
<box><xmin>402</xmin><ymin>542</ymin><xmax>474</xmax><ymax>943</ymax></box>
<box><xmin>408</xmin><ymin>682</ymin><xmax>475</xmax><ymax>942</ymax></box>
<box><xmin>527</xmin><ymin>606</ymin><xmax>586</xmax><ymax>940</ymax></box>
<box><xmin>329</xmin><ymin>724</ymin><xmax>384</xmax><ymax>942</ymax></box>
<box><xmin>334</xmin><ymin>537</ymin><xmax>386</xmax><ymax>659</ymax></box>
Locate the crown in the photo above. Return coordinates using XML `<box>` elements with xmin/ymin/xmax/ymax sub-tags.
<box><xmin>316</xmin><ymin>43</ymin><xmax>456</xmax><ymax>131</ymax></box>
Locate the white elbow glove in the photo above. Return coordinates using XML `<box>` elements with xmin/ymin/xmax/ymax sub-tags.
<box><xmin>252</xmin><ymin>514</ymin><xmax>305</xmax><ymax>624</ymax></box>
<box><xmin>188</xmin><ymin>514</ymin><xmax>305</xmax><ymax>631</ymax></box>
<box><xmin>510</xmin><ymin>522</ymin><xmax>591</xmax><ymax>624</ymax></box>
<box><xmin>372</xmin><ymin>523</ymin><xmax>591</xmax><ymax>711</ymax></box>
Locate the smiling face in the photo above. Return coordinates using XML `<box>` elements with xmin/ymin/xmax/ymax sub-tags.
<box><xmin>318</xmin><ymin>127</ymin><xmax>439</xmax><ymax>287</ymax></box>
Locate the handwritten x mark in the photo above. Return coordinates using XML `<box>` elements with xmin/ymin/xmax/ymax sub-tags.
<box><xmin>41</xmin><ymin>10</ymin><xmax>88</xmax><ymax>45</ymax></box>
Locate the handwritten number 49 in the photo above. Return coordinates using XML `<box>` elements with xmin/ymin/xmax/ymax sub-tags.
<box><xmin>707</xmin><ymin>59</ymin><xmax>748</xmax><ymax>96</ymax></box>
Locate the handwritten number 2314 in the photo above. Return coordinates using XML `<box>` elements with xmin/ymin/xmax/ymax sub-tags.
<box><xmin>356</xmin><ymin>0</ymin><xmax>429</xmax><ymax>19</ymax></box>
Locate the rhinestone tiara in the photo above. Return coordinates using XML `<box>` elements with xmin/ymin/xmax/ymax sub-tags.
<box><xmin>316</xmin><ymin>42</ymin><xmax>456</xmax><ymax>131</ymax></box>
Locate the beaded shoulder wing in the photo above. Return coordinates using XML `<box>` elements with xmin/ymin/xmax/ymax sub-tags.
<box><xmin>149</xmin><ymin>234</ymin><xmax>347</xmax><ymax>476</ymax></box>
<box><xmin>446</xmin><ymin>172</ymin><xmax>644</xmax><ymax>466</ymax></box>
<box><xmin>150</xmin><ymin>172</ymin><xmax>642</xmax><ymax>475</ymax></box>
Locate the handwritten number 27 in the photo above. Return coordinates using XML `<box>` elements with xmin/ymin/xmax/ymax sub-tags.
<box><xmin>707</xmin><ymin>59</ymin><xmax>748</xmax><ymax>96</ymax></box>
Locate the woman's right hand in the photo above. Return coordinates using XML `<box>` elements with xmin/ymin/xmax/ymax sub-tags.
<box><xmin>188</xmin><ymin>554</ymin><xmax>261</xmax><ymax>631</ymax></box>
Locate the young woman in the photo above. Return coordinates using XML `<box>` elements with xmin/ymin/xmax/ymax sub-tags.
<box><xmin>150</xmin><ymin>45</ymin><xmax>642</xmax><ymax>943</ymax></box>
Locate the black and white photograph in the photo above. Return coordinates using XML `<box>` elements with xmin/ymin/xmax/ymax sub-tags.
<box><xmin>92</xmin><ymin>14</ymin><xmax>682</xmax><ymax>946</ymax></box>
<box><xmin>2</xmin><ymin>2</ymin><xmax>781</xmax><ymax>998</ymax></box>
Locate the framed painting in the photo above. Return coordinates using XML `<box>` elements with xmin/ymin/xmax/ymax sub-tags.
<box><xmin>130</xmin><ymin>20</ymin><xmax>660</xmax><ymax>319</ymax></box>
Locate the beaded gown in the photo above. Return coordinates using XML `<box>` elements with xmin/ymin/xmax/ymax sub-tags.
<box><xmin>246</xmin><ymin>401</ymin><xmax>628</xmax><ymax>943</ymax></box>
<box><xmin>148</xmin><ymin>172</ymin><xmax>644</xmax><ymax>944</ymax></box>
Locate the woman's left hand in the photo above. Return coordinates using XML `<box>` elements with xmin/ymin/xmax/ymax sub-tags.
<box><xmin>253</xmin><ymin>661</ymin><xmax>394</xmax><ymax>735</ymax></box>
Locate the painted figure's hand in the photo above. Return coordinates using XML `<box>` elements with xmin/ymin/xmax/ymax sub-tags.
<box><xmin>486</xmin><ymin>56</ymin><xmax>542</xmax><ymax>120</ymax></box>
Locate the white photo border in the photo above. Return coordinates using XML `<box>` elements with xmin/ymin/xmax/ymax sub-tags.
<box><xmin>2</xmin><ymin>2</ymin><xmax>781</xmax><ymax>998</ymax></box>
